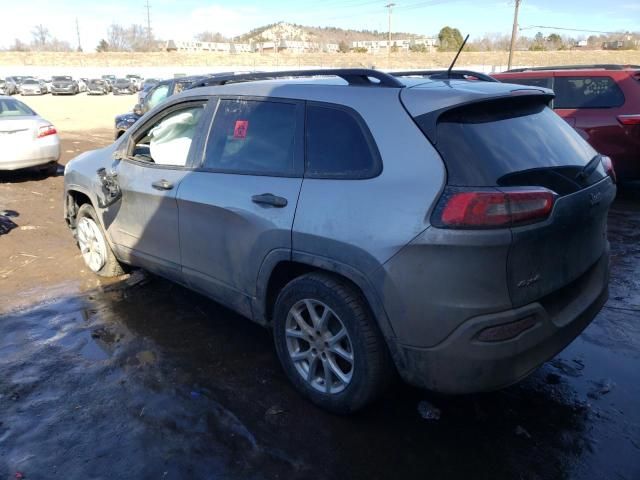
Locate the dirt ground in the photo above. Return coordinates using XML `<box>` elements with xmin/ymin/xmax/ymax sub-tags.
<box><xmin>1</xmin><ymin>93</ymin><xmax>639</xmax><ymax>480</ymax></box>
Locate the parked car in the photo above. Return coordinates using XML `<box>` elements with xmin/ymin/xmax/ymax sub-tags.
<box><xmin>7</xmin><ymin>76</ymin><xmax>28</xmax><ymax>89</ymax></box>
<box><xmin>0</xmin><ymin>78</ymin><xmax>18</xmax><ymax>95</ymax></box>
<box><xmin>101</xmin><ymin>75</ymin><xmax>116</xmax><ymax>92</ymax></box>
<box><xmin>138</xmin><ymin>78</ymin><xmax>160</xmax><ymax>103</ymax></box>
<box><xmin>0</xmin><ymin>96</ymin><xmax>60</xmax><ymax>173</ymax></box>
<box><xmin>51</xmin><ymin>76</ymin><xmax>79</xmax><ymax>95</ymax></box>
<box><xmin>87</xmin><ymin>79</ymin><xmax>109</xmax><ymax>95</ymax></box>
<box><xmin>126</xmin><ymin>74</ymin><xmax>143</xmax><ymax>91</ymax></box>
<box><xmin>76</xmin><ymin>78</ymin><xmax>87</xmax><ymax>93</ymax></box>
<box><xmin>113</xmin><ymin>75</ymin><xmax>208</xmax><ymax>139</ymax></box>
<box><xmin>112</xmin><ymin>78</ymin><xmax>136</xmax><ymax>95</ymax></box>
<box><xmin>493</xmin><ymin>65</ymin><xmax>640</xmax><ymax>182</ymax></box>
<box><xmin>64</xmin><ymin>69</ymin><xmax>615</xmax><ymax>413</ymax></box>
<box><xmin>20</xmin><ymin>78</ymin><xmax>47</xmax><ymax>96</ymax></box>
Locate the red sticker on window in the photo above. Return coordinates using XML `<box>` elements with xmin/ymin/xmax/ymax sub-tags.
<box><xmin>233</xmin><ymin>120</ymin><xmax>249</xmax><ymax>139</ymax></box>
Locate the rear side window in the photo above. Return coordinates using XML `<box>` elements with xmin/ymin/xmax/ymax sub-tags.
<box><xmin>204</xmin><ymin>98</ymin><xmax>299</xmax><ymax>176</ymax></box>
<box><xmin>417</xmin><ymin>97</ymin><xmax>604</xmax><ymax>194</ymax></box>
<box><xmin>305</xmin><ymin>104</ymin><xmax>381</xmax><ymax>179</ymax></box>
<box><xmin>554</xmin><ymin>76</ymin><xmax>625</xmax><ymax>108</ymax></box>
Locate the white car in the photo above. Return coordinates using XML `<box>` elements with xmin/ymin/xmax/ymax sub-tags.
<box><xmin>0</xmin><ymin>96</ymin><xmax>60</xmax><ymax>173</ymax></box>
<box><xmin>76</xmin><ymin>78</ymin><xmax>87</xmax><ymax>92</ymax></box>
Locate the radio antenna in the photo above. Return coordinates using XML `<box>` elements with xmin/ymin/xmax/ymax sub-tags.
<box><xmin>447</xmin><ymin>34</ymin><xmax>470</xmax><ymax>78</ymax></box>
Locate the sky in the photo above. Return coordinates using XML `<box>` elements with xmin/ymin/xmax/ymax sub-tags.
<box><xmin>1</xmin><ymin>0</ymin><xmax>638</xmax><ymax>50</ymax></box>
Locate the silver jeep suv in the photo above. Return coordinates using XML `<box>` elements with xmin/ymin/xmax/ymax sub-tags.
<box><xmin>64</xmin><ymin>69</ymin><xmax>615</xmax><ymax>413</ymax></box>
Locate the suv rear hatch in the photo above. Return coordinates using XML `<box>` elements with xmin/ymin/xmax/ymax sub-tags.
<box><xmin>403</xmin><ymin>87</ymin><xmax>616</xmax><ymax>307</ymax></box>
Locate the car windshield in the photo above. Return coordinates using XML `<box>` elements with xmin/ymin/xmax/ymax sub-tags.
<box><xmin>52</xmin><ymin>76</ymin><xmax>72</xmax><ymax>81</ymax></box>
<box><xmin>89</xmin><ymin>80</ymin><xmax>104</xmax><ymax>86</ymax></box>
<box><xmin>115</xmin><ymin>79</ymin><xmax>129</xmax><ymax>86</ymax></box>
<box><xmin>0</xmin><ymin>98</ymin><xmax>36</xmax><ymax>117</ymax></box>
<box><xmin>23</xmin><ymin>79</ymin><xmax>37</xmax><ymax>85</ymax></box>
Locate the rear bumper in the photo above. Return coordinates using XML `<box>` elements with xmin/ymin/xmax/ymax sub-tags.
<box><xmin>0</xmin><ymin>137</ymin><xmax>60</xmax><ymax>170</ymax></box>
<box><xmin>389</xmin><ymin>252</ymin><xmax>609</xmax><ymax>393</ymax></box>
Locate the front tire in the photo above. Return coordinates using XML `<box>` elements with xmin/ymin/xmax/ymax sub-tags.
<box><xmin>273</xmin><ymin>272</ymin><xmax>392</xmax><ymax>414</ymax></box>
<box><xmin>75</xmin><ymin>203</ymin><xmax>125</xmax><ymax>277</ymax></box>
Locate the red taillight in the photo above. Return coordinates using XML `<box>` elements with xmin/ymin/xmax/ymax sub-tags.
<box><xmin>436</xmin><ymin>188</ymin><xmax>555</xmax><ymax>229</ymax></box>
<box><xmin>37</xmin><ymin>125</ymin><xmax>57</xmax><ymax>138</ymax></box>
<box><xmin>601</xmin><ymin>155</ymin><xmax>617</xmax><ymax>183</ymax></box>
<box><xmin>617</xmin><ymin>114</ymin><xmax>640</xmax><ymax>125</ymax></box>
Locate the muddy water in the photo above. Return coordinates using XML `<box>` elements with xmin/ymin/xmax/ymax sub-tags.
<box><xmin>1</xmin><ymin>199</ymin><xmax>639</xmax><ymax>480</ymax></box>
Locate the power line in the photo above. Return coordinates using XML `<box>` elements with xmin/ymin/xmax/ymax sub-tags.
<box><xmin>520</xmin><ymin>25</ymin><xmax>629</xmax><ymax>35</ymax></box>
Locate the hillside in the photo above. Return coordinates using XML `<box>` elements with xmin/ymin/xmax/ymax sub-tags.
<box><xmin>236</xmin><ymin>22</ymin><xmax>422</xmax><ymax>44</ymax></box>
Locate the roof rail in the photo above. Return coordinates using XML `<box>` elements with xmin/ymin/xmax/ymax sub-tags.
<box><xmin>505</xmin><ymin>64</ymin><xmax>640</xmax><ymax>73</ymax></box>
<box><xmin>390</xmin><ymin>69</ymin><xmax>498</xmax><ymax>82</ymax></box>
<box><xmin>188</xmin><ymin>68</ymin><xmax>405</xmax><ymax>89</ymax></box>
<box><xmin>189</xmin><ymin>68</ymin><xmax>405</xmax><ymax>89</ymax></box>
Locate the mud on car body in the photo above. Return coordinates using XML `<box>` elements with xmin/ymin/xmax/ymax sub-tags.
<box><xmin>65</xmin><ymin>69</ymin><xmax>616</xmax><ymax>413</ymax></box>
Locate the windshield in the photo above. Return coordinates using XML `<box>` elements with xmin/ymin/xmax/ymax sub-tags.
<box><xmin>417</xmin><ymin>97</ymin><xmax>605</xmax><ymax>195</ymax></box>
<box><xmin>0</xmin><ymin>98</ymin><xmax>36</xmax><ymax>117</ymax></box>
<box><xmin>23</xmin><ymin>79</ymin><xmax>37</xmax><ymax>85</ymax></box>
<box><xmin>89</xmin><ymin>80</ymin><xmax>104</xmax><ymax>86</ymax></box>
<box><xmin>52</xmin><ymin>76</ymin><xmax>72</xmax><ymax>81</ymax></box>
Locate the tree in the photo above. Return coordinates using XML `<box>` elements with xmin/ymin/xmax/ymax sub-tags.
<box><xmin>31</xmin><ymin>24</ymin><xmax>51</xmax><ymax>50</ymax></box>
<box><xmin>409</xmin><ymin>44</ymin><xmax>427</xmax><ymax>53</ymax></box>
<box><xmin>529</xmin><ymin>31</ymin><xmax>546</xmax><ymax>51</ymax></box>
<box><xmin>338</xmin><ymin>40</ymin><xmax>349</xmax><ymax>53</ymax></box>
<box><xmin>437</xmin><ymin>26</ymin><xmax>463</xmax><ymax>51</ymax></box>
<box><xmin>106</xmin><ymin>23</ymin><xmax>155</xmax><ymax>52</ymax></box>
<box><xmin>10</xmin><ymin>38</ymin><xmax>29</xmax><ymax>52</ymax></box>
<box><xmin>195</xmin><ymin>31</ymin><xmax>228</xmax><ymax>43</ymax></box>
<box><xmin>96</xmin><ymin>39</ymin><xmax>109</xmax><ymax>52</ymax></box>
<box><xmin>546</xmin><ymin>33</ymin><xmax>563</xmax><ymax>49</ymax></box>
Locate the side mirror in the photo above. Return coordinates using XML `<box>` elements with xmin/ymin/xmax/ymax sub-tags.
<box><xmin>133</xmin><ymin>104</ymin><xmax>143</xmax><ymax>116</ymax></box>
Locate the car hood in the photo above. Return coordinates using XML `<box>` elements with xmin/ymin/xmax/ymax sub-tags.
<box><xmin>115</xmin><ymin>112</ymin><xmax>141</xmax><ymax>124</ymax></box>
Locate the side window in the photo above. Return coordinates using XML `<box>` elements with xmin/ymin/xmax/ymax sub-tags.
<box><xmin>305</xmin><ymin>104</ymin><xmax>381</xmax><ymax>179</ymax></box>
<box><xmin>204</xmin><ymin>99</ymin><xmax>298</xmax><ymax>175</ymax></box>
<box><xmin>503</xmin><ymin>77</ymin><xmax>552</xmax><ymax>89</ymax></box>
<box><xmin>129</xmin><ymin>103</ymin><xmax>206</xmax><ymax>167</ymax></box>
<box><xmin>146</xmin><ymin>84</ymin><xmax>170</xmax><ymax>110</ymax></box>
<box><xmin>554</xmin><ymin>76</ymin><xmax>625</xmax><ymax>109</ymax></box>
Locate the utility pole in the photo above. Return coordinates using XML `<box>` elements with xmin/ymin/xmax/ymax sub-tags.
<box><xmin>145</xmin><ymin>0</ymin><xmax>152</xmax><ymax>50</ymax></box>
<box><xmin>75</xmin><ymin>17</ymin><xmax>82</xmax><ymax>52</ymax></box>
<box><xmin>507</xmin><ymin>0</ymin><xmax>521</xmax><ymax>70</ymax></box>
<box><xmin>385</xmin><ymin>3</ymin><xmax>396</xmax><ymax>66</ymax></box>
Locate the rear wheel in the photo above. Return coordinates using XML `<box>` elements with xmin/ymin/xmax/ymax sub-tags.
<box><xmin>75</xmin><ymin>203</ymin><xmax>125</xmax><ymax>277</ymax></box>
<box><xmin>273</xmin><ymin>272</ymin><xmax>392</xmax><ymax>413</ymax></box>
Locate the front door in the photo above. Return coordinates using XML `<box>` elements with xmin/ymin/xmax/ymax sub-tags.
<box><xmin>108</xmin><ymin>99</ymin><xmax>210</xmax><ymax>279</ymax></box>
<box><xmin>178</xmin><ymin>97</ymin><xmax>304</xmax><ymax>316</ymax></box>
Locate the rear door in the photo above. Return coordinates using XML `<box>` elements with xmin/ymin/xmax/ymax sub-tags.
<box><xmin>108</xmin><ymin>98</ymin><xmax>211</xmax><ymax>280</ymax></box>
<box><xmin>177</xmin><ymin>96</ymin><xmax>304</xmax><ymax>316</ymax></box>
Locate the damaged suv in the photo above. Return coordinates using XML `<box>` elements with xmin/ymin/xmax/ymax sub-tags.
<box><xmin>63</xmin><ymin>69</ymin><xmax>615</xmax><ymax>413</ymax></box>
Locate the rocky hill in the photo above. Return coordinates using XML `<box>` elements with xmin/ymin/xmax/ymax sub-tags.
<box><xmin>236</xmin><ymin>22</ymin><xmax>422</xmax><ymax>44</ymax></box>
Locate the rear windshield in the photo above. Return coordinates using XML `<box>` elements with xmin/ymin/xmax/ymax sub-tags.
<box><xmin>416</xmin><ymin>97</ymin><xmax>606</xmax><ymax>194</ymax></box>
<box><xmin>0</xmin><ymin>99</ymin><xmax>35</xmax><ymax>117</ymax></box>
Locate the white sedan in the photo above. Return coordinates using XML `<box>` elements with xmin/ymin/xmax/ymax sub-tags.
<box><xmin>0</xmin><ymin>96</ymin><xmax>60</xmax><ymax>172</ymax></box>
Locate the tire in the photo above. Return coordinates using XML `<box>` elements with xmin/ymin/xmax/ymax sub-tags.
<box><xmin>75</xmin><ymin>203</ymin><xmax>125</xmax><ymax>277</ymax></box>
<box><xmin>39</xmin><ymin>161</ymin><xmax>58</xmax><ymax>177</ymax></box>
<box><xmin>273</xmin><ymin>272</ymin><xmax>392</xmax><ymax>414</ymax></box>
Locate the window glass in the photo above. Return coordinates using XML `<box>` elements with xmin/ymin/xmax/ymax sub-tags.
<box><xmin>146</xmin><ymin>84</ymin><xmax>170</xmax><ymax>110</ymax></box>
<box><xmin>501</xmin><ymin>77</ymin><xmax>552</xmax><ymax>89</ymax></box>
<box><xmin>305</xmin><ymin>105</ymin><xmax>379</xmax><ymax>178</ymax></box>
<box><xmin>204</xmin><ymin>99</ymin><xmax>297</xmax><ymax>175</ymax></box>
<box><xmin>0</xmin><ymin>99</ymin><xmax>35</xmax><ymax>117</ymax></box>
<box><xmin>130</xmin><ymin>104</ymin><xmax>205</xmax><ymax>167</ymax></box>
<box><xmin>418</xmin><ymin>97</ymin><xmax>602</xmax><ymax>193</ymax></box>
<box><xmin>554</xmin><ymin>76</ymin><xmax>625</xmax><ymax>109</ymax></box>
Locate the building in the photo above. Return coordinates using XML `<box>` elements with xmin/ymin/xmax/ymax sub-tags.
<box><xmin>351</xmin><ymin>37</ymin><xmax>437</xmax><ymax>53</ymax></box>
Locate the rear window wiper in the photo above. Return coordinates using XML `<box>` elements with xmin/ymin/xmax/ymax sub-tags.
<box><xmin>576</xmin><ymin>154</ymin><xmax>602</xmax><ymax>182</ymax></box>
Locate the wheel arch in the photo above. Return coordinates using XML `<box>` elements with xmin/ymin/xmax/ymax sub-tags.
<box><xmin>254</xmin><ymin>251</ymin><xmax>396</xmax><ymax>340</ymax></box>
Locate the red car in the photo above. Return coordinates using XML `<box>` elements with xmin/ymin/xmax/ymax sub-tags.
<box><xmin>493</xmin><ymin>65</ymin><xmax>640</xmax><ymax>182</ymax></box>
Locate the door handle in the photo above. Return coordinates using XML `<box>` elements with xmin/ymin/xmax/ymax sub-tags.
<box><xmin>251</xmin><ymin>193</ymin><xmax>288</xmax><ymax>208</ymax></box>
<box><xmin>151</xmin><ymin>179</ymin><xmax>173</xmax><ymax>191</ymax></box>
